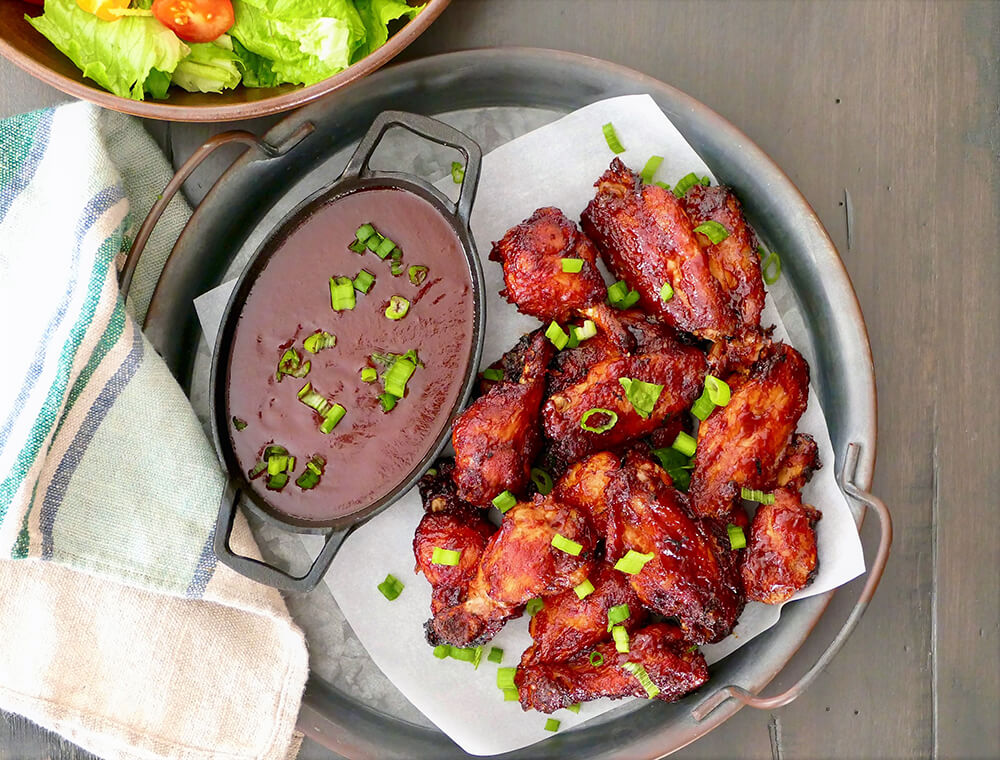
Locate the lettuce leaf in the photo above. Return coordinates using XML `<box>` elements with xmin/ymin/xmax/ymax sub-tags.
<box><xmin>172</xmin><ymin>35</ymin><xmax>242</xmax><ymax>93</ymax></box>
<box><xmin>231</xmin><ymin>36</ymin><xmax>279</xmax><ymax>88</ymax></box>
<box><xmin>352</xmin><ymin>0</ymin><xmax>424</xmax><ymax>62</ymax></box>
<box><xmin>27</xmin><ymin>0</ymin><xmax>188</xmax><ymax>100</ymax></box>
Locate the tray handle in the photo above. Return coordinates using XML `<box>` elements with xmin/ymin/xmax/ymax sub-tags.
<box><xmin>118</xmin><ymin>123</ymin><xmax>313</xmax><ymax>299</ymax></box>
<box><xmin>214</xmin><ymin>481</ymin><xmax>356</xmax><ymax>593</ymax></box>
<box><xmin>691</xmin><ymin>441</ymin><xmax>892</xmax><ymax>721</ymax></box>
<box><xmin>341</xmin><ymin>110</ymin><xmax>482</xmax><ymax>228</ymax></box>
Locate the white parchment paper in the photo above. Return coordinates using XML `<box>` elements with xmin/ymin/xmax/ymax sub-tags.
<box><xmin>195</xmin><ymin>95</ymin><xmax>865</xmax><ymax>756</ymax></box>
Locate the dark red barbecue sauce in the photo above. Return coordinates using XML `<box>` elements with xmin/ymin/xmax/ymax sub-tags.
<box><xmin>226</xmin><ymin>187</ymin><xmax>474</xmax><ymax>523</ymax></box>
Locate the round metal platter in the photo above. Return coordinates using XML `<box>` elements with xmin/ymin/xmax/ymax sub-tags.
<box><xmin>144</xmin><ymin>48</ymin><xmax>877</xmax><ymax>759</ymax></box>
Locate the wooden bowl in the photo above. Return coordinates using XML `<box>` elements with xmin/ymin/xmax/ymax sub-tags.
<box><xmin>0</xmin><ymin>0</ymin><xmax>450</xmax><ymax>121</ymax></box>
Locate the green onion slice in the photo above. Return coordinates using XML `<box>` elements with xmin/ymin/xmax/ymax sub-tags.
<box><xmin>503</xmin><ymin>688</ymin><xmax>520</xmax><ymax>701</ymax></box>
<box><xmin>691</xmin><ymin>392</ymin><xmax>716</xmax><ymax>421</ymax></box>
<box><xmin>612</xmin><ymin>625</ymin><xmax>630</xmax><ymax>653</ymax></box>
<box><xmin>365</xmin><ymin>233</ymin><xmax>383</xmax><ymax>252</ymax></box>
<box><xmin>433</xmin><ymin>645</ymin><xmax>449</xmax><ymax>659</ymax></box>
<box><xmin>391</xmin><ymin>260</ymin><xmax>405</xmax><ymax>277</ymax></box>
<box><xmin>319</xmin><ymin>404</ymin><xmax>346</xmax><ymax>434</ymax></box>
<box><xmin>623</xmin><ymin>661</ymin><xmax>660</xmax><ymax>699</ymax></box>
<box><xmin>607</xmin><ymin>280</ymin><xmax>629</xmax><ymax>305</ymax></box>
<box><xmin>530</xmin><ymin>467</ymin><xmax>554</xmax><ymax>495</ymax></box>
<box><xmin>727</xmin><ymin>523</ymin><xmax>747</xmax><ymax>550</ymax></box>
<box><xmin>297</xmin><ymin>382</ymin><xmax>332</xmax><ymax>417</ymax></box>
<box><xmin>266</xmin><ymin>472</ymin><xmax>289</xmax><ymax>491</ymax></box>
<box><xmin>232</xmin><ymin>416</ymin><xmax>248</xmax><ymax>431</ymax></box>
<box><xmin>303</xmin><ymin>331</ymin><xmax>336</xmax><ymax>354</ymax></box>
<box><xmin>248</xmin><ymin>461</ymin><xmax>267</xmax><ymax>480</ymax></box>
<box><xmin>384</xmin><ymin>357</ymin><xmax>417</xmax><ymax>398</ymax></box>
<box><xmin>694</xmin><ymin>220</ymin><xmax>730</xmax><ymax>244</ymax></box>
<box><xmin>607</xmin><ymin>603</ymin><xmax>630</xmax><ymax>629</ymax></box>
<box><xmin>375</xmin><ymin>237</ymin><xmax>397</xmax><ymax>260</ymax></box>
<box><xmin>566</xmin><ymin>703</ymin><xmax>581</xmax><ymax>714</ymax></box>
<box><xmin>377</xmin><ymin>574</ymin><xmax>404</xmax><ymax>600</ymax></box>
<box><xmin>741</xmin><ymin>487</ymin><xmax>775</xmax><ymax>505</ymax></box>
<box><xmin>580</xmin><ymin>408</ymin><xmax>618</xmax><ymax>433</ymax></box>
<box><xmin>650</xmin><ymin>446</ymin><xmax>694</xmax><ymax>491</ymax></box>
<box><xmin>614</xmin><ymin>549</ymin><xmax>655</xmax><ymax>575</ymax></box>
<box><xmin>267</xmin><ymin>456</ymin><xmax>288</xmax><ymax>476</ymax></box>
<box><xmin>496</xmin><ymin>667</ymin><xmax>517</xmax><ymax>690</ymax></box>
<box><xmin>705</xmin><ymin>374</ymin><xmax>731</xmax><ymax>406</ymax></box>
<box><xmin>573</xmin><ymin>579</ymin><xmax>595</xmax><ymax>600</ymax></box>
<box><xmin>621</xmin><ymin>289</ymin><xmax>640</xmax><ymax>309</ymax></box>
<box><xmin>618</xmin><ymin>377</ymin><xmax>664</xmax><ymax>419</ymax></box>
<box><xmin>640</xmin><ymin>155</ymin><xmax>664</xmax><ymax>184</ymax></box>
<box><xmin>482</xmin><ymin>367</ymin><xmax>504</xmax><ymax>382</ymax></box>
<box><xmin>295</xmin><ymin>455</ymin><xmax>326</xmax><ymax>490</ymax></box>
<box><xmin>451</xmin><ymin>161</ymin><xmax>465</xmax><ymax>184</ymax></box>
<box><xmin>575</xmin><ymin>320</ymin><xmax>598</xmax><ymax>341</ymax></box>
<box><xmin>672</xmin><ymin>172</ymin><xmax>706</xmax><ymax>198</ymax></box>
<box><xmin>330</xmin><ymin>276</ymin><xmax>356</xmax><ymax>311</ymax></box>
<box><xmin>525</xmin><ymin>598</ymin><xmax>544</xmax><ymax>616</ymax></box>
<box><xmin>589</xmin><ymin>651</ymin><xmax>604</xmax><ymax>667</ymax></box>
<box><xmin>551</xmin><ymin>533</ymin><xmax>583</xmax><ymax>556</ymax></box>
<box><xmin>356</xmin><ymin>223</ymin><xmax>376</xmax><ymax>243</ymax></box>
<box><xmin>360</xmin><ymin>367</ymin><xmax>377</xmax><ymax>383</ymax></box>
<box><xmin>492</xmin><ymin>490</ymin><xmax>517</xmax><ymax>513</ymax></box>
<box><xmin>379</xmin><ymin>393</ymin><xmax>398</xmax><ymax>413</ymax></box>
<box><xmin>545</xmin><ymin>321</ymin><xmax>569</xmax><ymax>350</ymax></box>
<box><xmin>653</xmin><ymin>181</ymin><xmax>671</xmax><ymax>191</ymax></box>
<box><xmin>488</xmin><ymin>647</ymin><xmax>504</xmax><ymax>664</ymax></box>
<box><xmin>408</xmin><ymin>265</ymin><xmax>429</xmax><ymax>286</ymax></box>
<box><xmin>561</xmin><ymin>258</ymin><xmax>584</xmax><ymax>273</ymax></box>
<box><xmin>672</xmin><ymin>431</ymin><xmax>697</xmax><ymax>457</ymax></box>
<box><xmin>431</xmin><ymin>547</ymin><xmax>462</xmax><ymax>566</ymax></box>
<box><xmin>276</xmin><ymin>347</ymin><xmax>310</xmax><ymax>381</ymax></box>
<box><xmin>602</xmin><ymin>121</ymin><xmax>625</xmax><ymax>154</ymax></box>
<box><xmin>660</xmin><ymin>281</ymin><xmax>674</xmax><ymax>302</ymax></box>
<box><xmin>544</xmin><ymin>718</ymin><xmax>560</xmax><ymax>733</ymax></box>
<box><xmin>762</xmin><ymin>250</ymin><xmax>782</xmax><ymax>285</ymax></box>
<box><xmin>348</xmin><ymin>239</ymin><xmax>368</xmax><ymax>254</ymax></box>
<box><xmin>354</xmin><ymin>269</ymin><xmax>375</xmax><ymax>293</ymax></box>
<box><xmin>385</xmin><ymin>295</ymin><xmax>410</xmax><ymax>320</ymax></box>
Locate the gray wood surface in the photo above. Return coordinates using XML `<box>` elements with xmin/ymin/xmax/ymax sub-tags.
<box><xmin>2</xmin><ymin>1</ymin><xmax>998</xmax><ymax>758</ymax></box>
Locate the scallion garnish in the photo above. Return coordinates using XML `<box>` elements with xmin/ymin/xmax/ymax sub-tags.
<box><xmin>544</xmin><ymin>718</ymin><xmax>560</xmax><ymax>733</ymax></box>
<box><xmin>741</xmin><ymin>487</ymin><xmax>775</xmax><ymax>505</ymax></box>
<box><xmin>385</xmin><ymin>295</ymin><xmax>410</xmax><ymax>320</ymax></box>
<box><xmin>356</xmin><ymin>223</ymin><xmax>376</xmax><ymax>243</ymax></box>
<box><xmin>589</xmin><ymin>651</ymin><xmax>604</xmax><ymax>667</ymax></box>
<box><xmin>672</xmin><ymin>431</ymin><xmax>697</xmax><ymax>457</ymax></box>
<box><xmin>365</xmin><ymin>233</ymin><xmax>383</xmax><ymax>252</ymax></box>
<box><xmin>694</xmin><ymin>220</ymin><xmax>730</xmax><ymax>244</ymax></box>
<box><xmin>650</xmin><ymin>446</ymin><xmax>694</xmax><ymax>491</ymax></box>
<box><xmin>614</xmin><ymin>550</ymin><xmax>655</xmax><ymax>575</ymax></box>
<box><xmin>705</xmin><ymin>375</ymin><xmax>731</xmax><ymax>406</ymax></box>
<box><xmin>379</xmin><ymin>392</ymin><xmax>398</xmax><ymax>413</ymax></box>
<box><xmin>727</xmin><ymin>523</ymin><xmax>747</xmax><ymax>550</ymax></box>
<box><xmin>488</xmin><ymin>647</ymin><xmax>504</xmax><ymax>664</ymax></box>
<box><xmin>573</xmin><ymin>579</ymin><xmax>595</xmax><ymax>600</ymax></box>
<box><xmin>391</xmin><ymin>259</ymin><xmax>405</xmax><ymax>277</ymax></box>
<box><xmin>622</xmin><ymin>661</ymin><xmax>660</xmax><ymax>699</ymax></box>
<box><xmin>492</xmin><ymin>490</ymin><xmax>516</xmax><ymax>513</ymax></box>
<box><xmin>433</xmin><ymin>645</ymin><xmax>449</xmax><ymax>659</ymax></box>
<box><xmin>640</xmin><ymin>155</ymin><xmax>664</xmax><ymax>184</ymax></box>
<box><xmin>551</xmin><ymin>533</ymin><xmax>583</xmax><ymax>556</ymax></box>
<box><xmin>660</xmin><ymin>281</ymin><xmax>674</xmax><ymax>302</ymax></box>
<box><xmin>248</xmin><ymin>461</ymin><xmax>267</xmax><ymax>479</ymax></box>
<box><xmin>266</xmin><ymin>472</ymin><xmax>289</xmax><ymax>491</ymax></box>
<box><xmin>354</xmin><ymin>269</ymin><xmax>375</xmax><ymax>293</ymax></box>
<box><xmin>276</xmin><ymin>347</ymin><xmax>310</xmax><ymax>381</ymax></box>
<box><xmin>348</xmin><ymin>239</ymin><xmax>367</xmax><ymax>254</ymax></box>
<box><xmin>375</xmin><ymin>237</ymin><xmax>397</xmax><ymax>260</ymax></box>
<box><xmin>319</xmin><ymin>404</ymin><xmax>346</xmax><ymax>434</ymax></box>
<box><xmin>607</xmin><ymin>603</ymin><xmax>630</xmax><ymax>630</ymax></box>
<box><xmin>408</xmin><ymin>265</ymin><xmax>429</xmax><ymax>285</ymax></box>
<box><xmin>607</xmin><ymin>280</ymin><xmax>640</xmax><ymax>310</ymax></box>
<box><xmin>545</xmin><ymin>321</ymin><xmax>569</xmax><ymax>350</ymax></box>
<box><xmin>496</xmin><ymin>667</ymin><xmax>517</xmax><ymax>690</ymax></box>
<box><xmin>329</xmin><ymin>276</ymin><xmax>356</xmax><ymax>311</ymax></box>
<box><xmin>530</xmin><ymin>467</ymin><xmax>554</xmax><ymax>495</ymax></box>
<box><xmin>672</xmin><ymin>172</ymin><xmax>708</xmax><ymax>198</ymax></box>
<box><xmin>451</xmin><ymin>161</ymin><xmax>465</xmax><ymax>184</ymax></box>
<box><xmin>691</xmin><ymin>392</ymin><xmax>716</xmax><ymax>421</ymax></box>
<box><xmin>561</xmin><ymin>258</ymin><xmax>584</xmax><ymax>273</ymax></box>
<box><xmin>525</xmin><ymin>598</ymin><xmax>544</xmax><ymax>616</ymax></box>
<box><xmin>503</xmin><ymin>688</ymin><xmax>520</xmax><ymax>701</ymax></box>
<box><xmin>575</xmin><ymin>320</ymin><xmax>597</xmax><ymax>342</ymax></box>
<box><xmin>377</xmin><ymin>573</ymin><xmax>404</xmax><ymax>600</ymax></box>
<box><xmin>295</xmin><ymin>455</ymin><xmax>326</xmax><ymax>490</ymax></box>
<box><xmin>267</xmin><ymin>455</ymin><xmax>289</xmax><ymax>476</ymax></box>
<box><xmin>762</xmin><ymin>248</ymin><xmax>782</xmax><ymax>285</ymax></box>
<box><xmin>303</xmin><ymin>331</ymin><xmax>336</xmax><ymax>354</ymax></box>
<box><xmin>566</xmin><ymin>703</ymin><xmax>581</xmax><ymax>714</ymax></box>
<box><xmin>431</xmin><ymin>547</ymin><xmax>462</xmax><ymax>566</ymax></box>
<box><xmin>580</xmin><ymin>407</ymin><xmax>618</xmax><ymax>433</ymax></box>
<box><xmin>602</xmin><ymin>122</ymin><xmax>625</xmax><ymax>154</ymax></box>
<box><xmin>612</xmin><ymin>625</ymin><xmax>630</xmax><ymax>653</ymax></box>
<box><xmin>360</xmin><ymin>367</ymin><xmax>377</xmax><ymax>383</ymax></box>
<box><xmin>482</xmin><ymin>367</ymin><xmax>504</xmax><ymax>382</ymax></box>
<box><xmin>618</xmin><ymin>377</ymin><xmax>664</xmax><ymax>419</ymax></box>
<box><xmin>232</xmin><ymin>416</ymin><xmax>248</xmax><ymax>431</ymax></box>
<box><xmin>297</xmin><ymin>382</ymin><xmax>332</xmax><ymax>417</ymax></box>
<box><xmin>384</xmin><ymin>357</ymin><xmax>417</xmax><ymax>398</ymax></box>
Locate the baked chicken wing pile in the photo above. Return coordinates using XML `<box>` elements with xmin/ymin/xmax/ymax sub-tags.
<box><xmin>413</xmin><ymin>159</ymin><xmax>825</xmax><ymax>715</ymax></box>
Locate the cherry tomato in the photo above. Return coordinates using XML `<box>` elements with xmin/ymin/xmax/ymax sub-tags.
<box><xmin>76</xmin><ymin>0</ymin><xmax>130</xmax><ymax>21</ymax></box>
<box><xmin>151</xmin><ymin>0</ymin><xmax>234</xmax><ymax>43</ymax></box>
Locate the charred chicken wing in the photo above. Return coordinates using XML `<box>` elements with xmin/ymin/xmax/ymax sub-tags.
<box><xmin>515</xmin><ymin>623</ymin><xmax>708</xmax><ymax>713</ymax></box>
<box><xmin>551</xmin><ymin>451</ymin><xmax>622</xmax><ymax>536</ymax></box>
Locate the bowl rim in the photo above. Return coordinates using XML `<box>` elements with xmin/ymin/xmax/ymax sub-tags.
<box><xmin>0</xmin><ymin>0</ymin><xmax>451</xmax><ymax>122</ymax></box>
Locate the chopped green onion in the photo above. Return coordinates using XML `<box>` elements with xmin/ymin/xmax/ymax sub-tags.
<box><xmin>526</xmin><ymin>598</ymin><xmax>544</xmax><ymax>616</ymax></box>
<box><xmin>330</xmin><ymin>276</ymin><xmax>356</xmax><ymax>311</ymax></box>
<box><xmin>694</xmin><ymin>220</ymin><xmax>730</xmax><ymax>244</ymax></box>
<box><xmin>551</xmin><ymin>533</ymin><xmax>583</xmax><ymax>556</ymax></box>
<box><xmin>263</xmin><ymin>444</ymin><xmax>287</xmax><ymax>458</ymax></box>
<box><xmin>425</xmin><ymin>468</ymin><xmax>438</xmax><ymax>477</ymax></box>
<box><xmin>248</xmin><ymin>461</ymin><xmax>267</xmax><ymax>480</ymax></box>
<box><xmin>566</xmin><ymin>703</ymin><xmax>581</xmax><ymax>714</ymax></box>
<box><xmin>353</xmin><ymin>269</ymin><xmax>375</xmax><ymax>293</ymax></box>
<box><xmin>618</xmin><ymin>377</ymin><xmax>664</xmax><ymax>419</ymax></box>
<box><xmin>375</xmin><ymin>237</ymin><xmax>397</xmax><ymax>260</ymax></box>
<box><xmin>365</xmin><ymin>233</ymin><xmax>383</xmax><ymax>252</ymax></box>
<box><xmin>503</xmin><ymin>688</ymin><xmax>520</xmax><ymax>701</ymax></box>
<box><xmin>621</xmin><ymin>289</ymin><xmax>640</xmax><ymax>309</ymax></box>
<box><xmin>623</xmin><ymin>661</ymin><xmax>660</xmax><ymax>699</ymax></box>
<box><xmin>686</xmin><ymin>644</ymin><xmax>699</xmax><ymax>654</ymax></box>
<box><xmin>544</xmin><ymin>718</ymin><xmax>561</xmax><ymax>733</ymax></box>
<box><xmin>488</xmin><ymin>647</ymin><xmax>504</xmax><ymax>664</ymax></box>
<box><xmin>446</xmin><ymin>645</ymin><xmax>479</xmax><ymax>664</ymax></box>
<box><xmin>574</xmin><ymin>320</ymin><xmax>598</xmax><ymax>341</ymax></box>
<box><xmin>672</xmin><ymin>431</ymin><xmax>697</xmax><ymax>457</ymax></box>
<box><xmin>267</xmin><ymin>454</ymin><xmax>289</xmax><ymax>475</ymax></box>
<box><xmin>297</xmin><ymin>383</ymin><xmax>332</xmax><ymax>417</ymax></box>
<box><xmin>580</xmin><ymin>408</ymin><xmax>618</xmax><ymax>433</ymax></box>
<box><xmin>319</xmin><ymin>404</ymin><xmax>346</xmax><ymax>434</ymax></box>
<box><xmin>377</xmin><ymin>574</ymin><xmax>404</xmax><ymax>600</ymax></box>
<box><xmin>741</xmin><ymin>487</ymin><xmax>775</xmax><ymax>505</ymax></box>
<box><xmin>574</xmin><ymin>579</ymin><xmax>595</xmax><ymax>600</ymax></box>
<box><xmin>702</xmin><ymin>176</ymin><xmax>711</xmax><ymax>185</ymax></box>
<box><xmin>232</xmin><ymin>416</ymin><xmax>248</xmax><ymax>431</ymax></box>
<box><xmin>431</xmin><ymin>547</ymin><xmax>462</xmax><ymax>566</ymax></box>
<box><xmin>360</xmin><ymin>367</ymin><xmax>377</xmax><ymax>383</ymax></box>
<box><xmin>496</xmin><ymin>667</ymin><xmax>517</xmax><ymax>690</ymax></box>
<box><xmin>482</xmin><ymin>367</ymin><xmax>504</xmax><ymax>382</ymax></box>
<box><xmin>492</xmin><ymin>490</ymin><xmax>517</xmax><ymax>513</ymax></box>
<box><xmin>607</xmin><ymin>280</ymin><xmax>629</xmax><ymax>304</ymax></box>
<box><xmin>530</xmin><ymin>467</ymin><xmax>554</xmax><ymax>495</ymax></box>
<box><xmin>356</xmin><ymin>223</ymin><xmax>376</xmax><ymax>243</ymax></box>
<box><xmin>705</xmin><ymin>375</ymin><xmax>731</xmax><ymax>406</ymax></box>
<box><xmin>589</xmin><ymin>651</ymin><xmax>604</xmax><ymax>667</ymax></box>
<box><xmin>727</xmin><ymin>523</ymin><xmax>747</xmax><ymax>550</ymax></box>
<box><xmin>612</xmin><ymin>625</ymin><xmax>630</xmax><ymax>653</ymax></box>
<box><xmin>295</xmin><ymin>455</ymin><xmax>325</xmax><ymax>490</ymax></box>
<box><xmin>349</xmin><ymin>239</ymin><xmax>368</xmax><ymax>254</ymax></box>
<box><xmin>391</xmin><ymin>259</ymin><xmax>405</xmax><ymax>276</ymax></box>
<box><xmin>614</xmin><ymin>550</ymin><xmax>655</xmax><ymax>575</ymax></box>
<box><xmin>650</xmin><ymin>446</ymin><xmax>694</xmax><ymax>491</ymax></box>
<box><xmin>408</xmin><ymin>265</ymin><xmax>429</xmax><ymax>286</ymax></box>
<box><xmin>545</xmin><ymin>321</ymin><xmax>569</xmax><ymax>350</ymax></box>
<box><xmin>385</xmin><ymin>295</ymin><xmax>410</xmax><ymax>320</ymax></box>
<box><xmin>303</xmin><ymin>331</ymin><xmax>337</xmax><ymax>353</ymax></box>
<box><xmin>390</xmin><ymin>247</ymin><xmax>403</xmax><ymax>262</ymax></box>
<box><xmin>672</xmin><ymin>172</ymin><xmax>703</xmax><ymax>198</ymax></box>
<box><xmin>762</xmin><ymin>250</ymin><xmax>782</xmax><ymax>285</ymax></box>
<box><xmin>384</xmin><ymin>357</ymin><xmax>417</xmax><ymax>398</ymax></box>
<box><xmin>660</xmin><ymin>281</ymin><xmax>674</xmax><ymax>302</ymax></box>
<box><xmin>602</xmin><ymin>122</ymin><xmax>625</xmax><ymax>154</ymax></box>
<box><xmin>691</xmin><ymin>391</ymin><xmax>716</xmax><ymax>421</ymax></box>
<box><xmin>379</xmin><ymin>392</ymin><xmax>398</xmax><ymax>413</ymax></box>
<box><xmin>276</xmin><ymin>347</ymin><xmax>310</xmax><ymax>381</ymax></box>
<box><xmin>433</xmin><ymin>645</ymin><xmax>449</xmax><ymax>659</ymax></box>
<box><xmin>607</xmin><ymin>603</ymin><xmax>630</xmax><ymax>629</ymax></box>
<box><xmin>561</xmin><ymin>258</ymin><xmax>584</xmax><ymax>273</ymax></box>
<box><xmin>266</xmin><ymin>472</ymin><xmax>289</xmax><ymax>491</ymax></box>
<box><xmin>451</xmin><ymin>160</ymin><xmax>465</xmax><ymax>184</ymax></box>
<box><xmin>653</xmin><ymin>181</ymin><xmax>671</xmax><ymax>191</ymax></box>
<box><xmin>640</xmin><ymin>155</ymin><xmax>664</xmax><ymax>184</ymax></box>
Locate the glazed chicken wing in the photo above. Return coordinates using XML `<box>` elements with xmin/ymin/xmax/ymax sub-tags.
<box><xmin>689</xmin><ymin>342</ymin><xmax>810</xmax><ymax>519</ymax></box>
<box><xmin>451</xmin><ymin>332</ymin><xmax>553</xmax><ymax>506</ymax></box>
<box><xmin>515</xmin><ymin>623</ymin><xmax>708</xmax><ymax>713</ymax></box>
<box><xmin>581</xmin><ymin>159</ymin><xmax>736</xmax><ymax>340</ymax></box>
<box><xmin>742</xmin><ymin>487</ymin><xmax>822</xmax><ymax>604</ymax></box>
<box><xmin>551</xmin><ymin>451</ymin><xmax>622</xmax><ymax>536</ymax></box>
<box><xmin>775</xmin><ymin>433</ymin><xmax>821</xmax><ymax>492</ymax></box>
<box><xmin>520</xmin><ymin>563</ymin><xmax>646</xmax><ymax>667</ymax></box>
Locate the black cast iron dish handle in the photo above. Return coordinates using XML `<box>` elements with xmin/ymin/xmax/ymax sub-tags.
<box><xmin>212</xmin><ymin>111</ymin><xmax>483</xmax><ymax>593</ymax></box>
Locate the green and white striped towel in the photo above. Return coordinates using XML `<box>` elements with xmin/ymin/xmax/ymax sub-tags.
<box><xmin>0</xmin><ymin>102</ymin><xmax>307</xmax><ymax>760</ymax></box>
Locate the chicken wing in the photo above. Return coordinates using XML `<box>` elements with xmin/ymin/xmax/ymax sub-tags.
<box><xmin>551</xmin><ymin>451</ymin><xmax>622</xmax><ymax>536</ymax></box>
<box><xmin>451</xmin><ymin>331</ymin><xmax>553</xmax><ymax>506</ymax></box>
<box><xmin>689</xmin><ymin>342</ymin><xmax>810</xmax><ymax>519</ymax></box>
<box><xmin>775</xmin><ymin>433</ymin><xmax>821</xmax><ymax>492</ymax></box>
<box><xmin>520</xmin><ymin>563</ymin><xmax>647</xmax><ymax>666</ymax></box>
<box><xmin>515</xmin><ymin>623</ymin><xmax>708</xmax><ymax>713</ymax></box>
<box><xmin>742</xmin><ymin>487</ymin><xmax>822</xmax><ymax>604</ymax></box>
<box><xmin>581</xmin><ymin>159</ymin><xmax>736</xmax><ymax>340</ymax></box>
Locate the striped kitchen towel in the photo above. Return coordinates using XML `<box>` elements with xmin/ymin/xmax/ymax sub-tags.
<box><xmin>0</xmin><ymin>102</ymin><xmax>307</xmax><ymax>760</ymax></box>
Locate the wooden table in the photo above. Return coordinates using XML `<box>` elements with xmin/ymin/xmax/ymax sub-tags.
<box><xmin>2</xmin><ymin>1</ymin><xmax>998</xmax><ymax>758</ymax></box>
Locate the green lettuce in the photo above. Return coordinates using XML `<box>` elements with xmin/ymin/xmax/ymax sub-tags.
<box><xmin>352</xmin><ymin>0</ymin><xmax>423</xmax><ymax>62</ymax></box>
<box><xmin>172</xmin><ymin>35</ymin><xmax>242</xmax><ymax>93</ymax></box>
<box><xmin>28</xmin><ymin>0</ymin><xmax>189</xmax><ymax>100</ymax></box>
